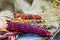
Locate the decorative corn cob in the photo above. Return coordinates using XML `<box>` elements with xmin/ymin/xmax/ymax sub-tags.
<box><xmin>8</xmin><ymin>19</ymin><xmax>44</xmax><ymax>24</ymax></box>
<box><xmin>14</xmin><ymin>13</ymin><xmax>42</xmax><ymax>20</ymax></box>
<box><xmin>8</xmin><ymin>35</ymin><xmax>15</xmax><ymax>40</ymax></box>
<box><xmin>7</xmin><ymin>22</ymin><xmax>52</xmax><ymax>37</ymax></box>
<box><xmin>0</xmin><ymin>32</ymin><xmax>15</xmax><ymax>40</ymax></box>
<box><xmin>0</xmin><ymin>38</ymin><xmax>2</xmax><ymax>40</ymax></box>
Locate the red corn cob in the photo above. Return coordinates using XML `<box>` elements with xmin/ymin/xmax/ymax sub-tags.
<box><xmin>14</xmin><ymin>13</ymin><xmax>42</xmax><ymax>20</ymax></box>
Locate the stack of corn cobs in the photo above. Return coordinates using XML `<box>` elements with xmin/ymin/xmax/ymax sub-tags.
<box><xmin>0</xmin><ymin>13</ymin><xmax>52</xmax><ymax>40</ymax></box>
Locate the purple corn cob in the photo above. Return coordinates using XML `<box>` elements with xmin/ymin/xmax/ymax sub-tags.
<box><xmin>7</xmin><ymin>22</ymin><xmax>52</xmax><ymax>37</ymax></box>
